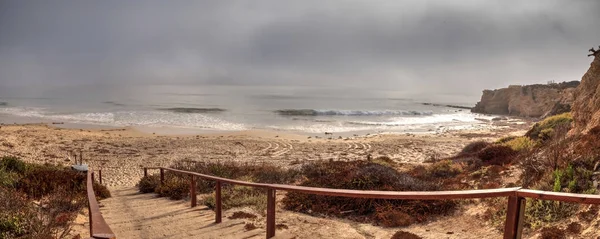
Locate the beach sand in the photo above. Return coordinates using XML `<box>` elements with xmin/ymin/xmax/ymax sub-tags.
<box><xmin>0</xmin><ymin>120</ymin><xmax>530</xmax><ymax>188</ymax></box>
<box><xmin>0</xmin><ymin>120</ymin><xmax>532</xmax><ymax>238</ymax></box>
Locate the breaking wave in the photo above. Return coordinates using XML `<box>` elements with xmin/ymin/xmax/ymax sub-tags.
<box><xmin>159</xmin><ymin>107</ymin><xmax>226</xmax><ymax>113</ymax></box>
<box><xmin>274</xmin><ymin>109</ymin><xmax>433</xmax><ymax>116</ymax></box>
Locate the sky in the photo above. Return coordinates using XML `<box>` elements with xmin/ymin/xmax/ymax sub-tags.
<box><xmin>1</xmin><ymin>0</ymin><xmax>599</xmax><ymax>95</ymax></box>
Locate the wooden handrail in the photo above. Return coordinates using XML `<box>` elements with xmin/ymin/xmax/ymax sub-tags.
<box><xmin>146</xmin><ymin>166</ymin><xmax>600</xmax><ymax>239</ymax></box>
<box><xmin>163</xmin><ymin>167</ymin><xmax>520</xmax><ymax>199</ymax></box>
<box><xmin>87</xmin><ymin>168</ymin><xmax>115</xmax><ymax>239</ymax></box>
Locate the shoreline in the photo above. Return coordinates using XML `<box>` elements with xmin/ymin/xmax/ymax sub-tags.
<box><xmin>0</xmin><ymin>111</ymin><xmax>523</xmax><ymax>138</ymax></box>
<box><xmin>0</xmin><ymin>117</ymin><xmax>532</xmax><ymax>188</ymax></box>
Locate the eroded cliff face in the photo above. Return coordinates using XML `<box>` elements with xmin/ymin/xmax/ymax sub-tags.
<box><xmin>472</xmin><ymin>81</ymin><xmax>579</xmax><ymax>118</ymax></box>
<box><xmin>571</xmin><ymin>56</ymin><xmax>600</xmax><ymax>134</ymax></box>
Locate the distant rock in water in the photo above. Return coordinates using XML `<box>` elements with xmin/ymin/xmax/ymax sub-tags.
<box><xmin>572</xmin><ymin>53</ymin><xmax>600</xmax><ymax>134</ymax></box>
<box><xmin>421</xmin><ymin>103</ymin><xmax>472</xmax><ymax>110</ymax></box>
<box><xmin>471</xmin><ymin>81</ymin><xmax>579</xmax><ymax>118</ymax></box>
<box><xmin>160</xmin><ymin>107</ymin><xmax>226</xmax><ymax>113</ymax></box>
<box><xmin>0</xmin><ymin>102</ymin><xmax>7</xmax><ymax>106</ymax></box>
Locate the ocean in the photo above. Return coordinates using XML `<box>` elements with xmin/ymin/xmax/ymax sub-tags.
<box><xmin>0</xmin><ymin>83</ymin><xmax>490</xmax><ymax>135</ymax></box>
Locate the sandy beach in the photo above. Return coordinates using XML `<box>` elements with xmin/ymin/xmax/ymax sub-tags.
<box><xmin>0</xmin><ymin>119</ymin><xmax>531</xmax><ymax>188</ymax></box>
<box><xmin>2</xmin><ymin>119</ymin><xmax>537</xmax><ymax>239</ymax></box>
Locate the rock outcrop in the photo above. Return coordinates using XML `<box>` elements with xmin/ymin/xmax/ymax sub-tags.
<box><xmin>571</xmin><ymin>55</ymin><xmax>600</xmax><ymax>134</ymax></box>
<box><xmin>472</xmin><ymin>81</ymin><xmax>579</xmax><ymax>118</ymax></box>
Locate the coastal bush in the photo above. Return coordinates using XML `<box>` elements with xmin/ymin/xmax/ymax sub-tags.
<box><xmin>138</xmin><ymin>175</ymin><xmax>160</xmax><ymax>193</ymax></box>
<box><xmin>526</xmin><ymin>113</ymin><xmax>573</xmax><ymax>140</ymax></box>
<box><xmin>538</xmin><ymin>226</ymin><xmax>566</xmax><ymax>239</ymax></box>
<box><xmin>16</xmin><ymin>164</ymin><xmax>86</xmax><ymax>199</ymax></box>
<box><xmin>171</xmin><ymin>160</ymin><xmax>300</xmax><ymax>193</ymax></box>
<box><xmin>427</xmin><ymin>160</ymin><xmax>462</xmax><ymax>178</ymax></box>
<box><xmin>0</xmin><ymin>188</ymin><xmax>29</xmax><ymax>239</ymax></box>
<box><xmin>0</xmin><ymin>157</ymin><xmax>110</xmax><ymax>239</ymax></box>
<box><xmin>460</xmin><ymin>141</ymin><xmax>490</xmax><ymax>155</ymax></box>
<box><xmin>0</xmin><ymin>168</ymin><xmax>19</xmax><ymax>188</ymax></box>
<box><xmin>525</xmin><ymin>199</ymin><xmax>578</xmax><ymax>230</ymax></box>
<box><xmin>477</xmin><ymin>145</ymin><xmax>517</xmax><ymax>165</ymax></box>
<box><xmin>93</xmin><ymin>181</ymin><xmax>111</xmax><ymax>199</ymax></box>
<box><xmin>495</xmin><ymin>136</ymin><xmax>517</xmax><ymax>144</ymax></box>
<box><xmin>203</xmin><ymin>185</ymin><xmax>267</xmax><ymax>213</ymax></box>
<box><xmin>371</xmin><ymin>155</ymin><xmax>396</xmax><ymax>168</ymax></box>
<box><xmin>282</xmin><ymin>161</ymin><xmax>455</xmax><ymax>226</ymax></box>
<box><xmin>502</xmin><ymin>136</ymin><xmax>535</xmax><ymax>152</ymax></box>
<box><xmin>390</xmin><ymin>231</ymin><xmax>422</xmax><ymax>239</ymax></box>
<box><xmin>154</xmin><ymin>176</ymin><xmax>189</xmax><ymax>200</ymax></box>
<box><xmin>0</xmin><ymin>156</ymin><xmax>26</xmax><ymax>174</ymax></box>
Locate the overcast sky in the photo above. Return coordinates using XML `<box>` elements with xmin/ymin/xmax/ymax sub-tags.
<box><xmin>1</xmin><ymin>0</ymin><xmax>599</xmax><ymax>95</ymax></box>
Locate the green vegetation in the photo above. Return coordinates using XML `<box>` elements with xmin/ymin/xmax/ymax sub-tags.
<box><xmin>501</xmin><ymin>136</ymin><xmax>536</xmax><ymax>152</ymax></box>
<box><xmin>282</xmin><ymin>161</ymin><xmax>455</xmax><ymax>226</ymax></box>
<box><xmin>203</xmin><ymin>185</ymin><xmax>267</xmax><ymax>213</ymax></box>
<box><xmin>137</xmin><ymin>160</ymin><xmax>300</xmax><ymax>213</ymax></box>
<box><xmin>0</xmin><ymin>156</ymin><xmax>110</xmax><ymax>239</ymax></box>
<box><xmin>526</xmin><ymin>112</ymin><xmax>573</xmax><ymax>140</ymax></box>
<box><xmin>477</xmin><ymin>145</ymin><xmax>517</xmax><ymax>165</ymax></box>
<box><xmin>459</xmin><ymin>140</ymin><xmax>490</xmax><ymax>155</ymax></box>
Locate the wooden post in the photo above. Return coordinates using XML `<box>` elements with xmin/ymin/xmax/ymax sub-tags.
<box><xmin>99</xmin><ymin>169</ymin><xmax>102</xmax><ymax>185</ymax></box>
<box><xmin>215</xmin><ymin>181</ymin><xmax>222</xmax><ymax>223</ymax></box>
<box><xmin>160</xmin><ymin>168</ymin><xmax>164</xmax><ymax>185</ymax></box>
<box><xmin>503</xmin><ymin>196</ymin><xmax>525</xmax><ymax>239</ymax></box>
<box><xmin>190</xmin><ymin>175</ymin><xmax>197</xmax><ymax>207</ymax></box>
<box><xmin>91</xmin><ymin>171</ymin><xmax>95</xmax><ymax>183</ymax></box>
<box><xmin>144</xmin><ymin>168</ymin><xmax>148</xmax><ymax>177</ymax></box>
<box><xmin>266</xmin><ymin>188</ymin><xmax>276</xmax><ymax>238</ymax></box>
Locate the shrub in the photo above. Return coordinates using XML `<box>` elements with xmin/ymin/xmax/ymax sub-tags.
<box><xmin>390</xmin><ymin>231</ymin><xmax>422</xmax><ymax>239</ymax></box>
<box><xmin>525</xmin><ymin>199</ymin><xmax>577</xmax><ymax>229</ymax></box>
<box><xmin>0</xmin><ymin>156</ymin><xmax>26</xmax><ymax>174</ymax></box>
<box><xmin>526</xmin><ymin>113</ymin><xmax>573</xmax><ymax>140</ymax></box>
<box><xmin>0</xmin><ymin>188</ymin><xmax>29</xmax><ymax>238</ymax></box>
<box><xmin>426</xmin><ymin>160</ymin><xmax>462</xmax><ymax>178</ymax></box>
<box><xmin>477</xmin><ymin>145</ymin><xmax>517</xmax><ymax>165</ymax></box>
<box><xmin>566</xmin><ymin>222</ymin><xmax>582</xmax><ymax>234</ymax></box>
<box><xmin>374</xmin><ymin>208</ymin><xmax>413</xmax><ymax>227</ymax></box>
<box><xmin>93</xmin><ymin>181</ymin><xmax>111</xmax><ymax>199</ymax></box>
<box><xmin>372</xmin><ymin>156</ymin><xmax>396</xmax><ymax>167</ymax></box>
<box><xmin>282</xmin><ymin>161</ymin><xmax>455</xmax><ymax>226</ymax></box>
<box><xmin>495</xmin><ymin>136</ymin><xmax>517</xmax><ymax>144</ymax></box>
<box><xmin>228</xmin><ymin>211</ymin><xmax>257</xmax><ymax>220</ymax></box>
<box><xmin>539</xmin><ymin>226</ymin><xmax>566</xmax><ymax>239</ymax></box>
<box><xmin>250</xmin><ymin>164</ymin><xmax>300</xmax><ymax>184</ymax></box>
<box><xmin>203</xmin><ymin>186</ymin><xmax>267</xmax><ymax>212</ymax></box>
<box><xmin>502</xmin><ymin>136</ymin><xmax>535</xmax><ymax>152</ymax></box>
<box><xmin>16</xmin><ymin>165</ymin><xmax>86</xmax><ymax>199</ymax></box>
<box><xmin>460</xmin><ymin>141</ymin><xmax>490</xmax><ymax>155</ymax></box>
<box><xmin>137</xmin><ymin>175</ymin><xmax>160</xmax><ymax>193</ymax></box>
<box><xmin>0</xmin><ymin>168</ymin><xmax>19</xmax><ymax>188</ymax></box>
<box><xmin>154</xmin><ymin>177</ymin><xmax>189</xmax><ymax>200</ymax></box>
<box><xmin>171</xmin><ymin>160</ymin><xmax>300</xmax><ymax>193</ymax></box>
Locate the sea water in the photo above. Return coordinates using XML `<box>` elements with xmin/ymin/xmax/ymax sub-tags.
<box><xmin>0</xmin><ymin>83</ymin><xmax>490</xmax><ymax>134</ymax></box>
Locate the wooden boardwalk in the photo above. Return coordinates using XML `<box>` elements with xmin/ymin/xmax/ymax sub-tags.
<box><xmin>100</xmin><ymin>188</ymin><xmax>279</xmax><ymax>239</ymax></box>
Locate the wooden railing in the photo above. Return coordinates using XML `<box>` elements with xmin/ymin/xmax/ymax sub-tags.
<box><xmin>144</xmin><ymin>167</ymin><xmax>600</xmax><ymax>239</ymax></box>
<box><xmin>87</xmin><ymin>168</ymin><xmax>115</xmax><ymax>239</ymax></box>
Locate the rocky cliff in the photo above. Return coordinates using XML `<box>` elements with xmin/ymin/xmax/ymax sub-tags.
<box><xmin>571</xmin><ymin>54</ymin><xmax>600</xmax><ymax>134</ymax></box>
<box><xmin>472</xmin><ymin>81</ymin><xmax>579</xmax><ymax>118</ymax></box>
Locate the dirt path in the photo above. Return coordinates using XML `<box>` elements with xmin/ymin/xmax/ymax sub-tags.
<box><xmin>100</xmin><ymin>187</ymin><xmax>293</xmax><ymax>239</ymax></box>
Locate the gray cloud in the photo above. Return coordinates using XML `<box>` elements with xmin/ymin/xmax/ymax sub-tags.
<box><xmin>1</xmin><ymin>0</ymin><xmax>599</xmax><ymax>97</ymax></box>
